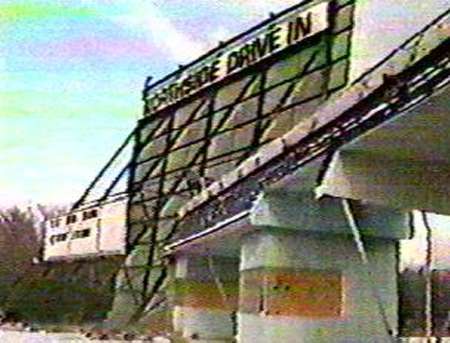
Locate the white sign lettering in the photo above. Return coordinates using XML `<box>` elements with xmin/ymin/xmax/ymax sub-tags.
<box><xmin>145</xmin><ymin>2</ymin><xmax>329</xmax><ymax>115</ymax></box>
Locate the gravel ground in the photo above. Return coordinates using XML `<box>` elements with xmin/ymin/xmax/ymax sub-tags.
<box><xmin>0</xmin><ymin>331</ymin><xmax>85</xmax><ymax>342</ymax></box>
<box><xmin>0</xmin><ymin>330</ymin><xmax>169</xmax><ymax>343</ymax></box>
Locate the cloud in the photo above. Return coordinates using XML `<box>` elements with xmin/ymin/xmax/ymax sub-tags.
<box><xmin>112</xmin><ymin>2</ymin><xmax>206</xmax><ymax>64</ymax></box>
<box><xmin>208</xmin><ymin>26</ymin><xmax>232</xmax><ymax>45</ymax></box>
<box><xmin>230</xmin><ymin>0</ymin><xmax>300</xmax><ymax>16</ymax></box>
<box><xmin>107</xmin><ymin>0</ymin><xmax>301</xmax><ymax>64</ymax></box>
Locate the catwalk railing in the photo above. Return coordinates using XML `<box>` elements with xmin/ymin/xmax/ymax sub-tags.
<box><xmin>171</xmin><ymin>9</ymin><xmax>450</xmax><ymax>245</ymax></box>
<box><xmin>57</xmin><ymin>5</ymin><xmax>449</xmax><ymax>327</ymax></box>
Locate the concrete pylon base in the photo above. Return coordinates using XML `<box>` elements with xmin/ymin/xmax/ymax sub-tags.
<box><xmin>238</xmin><ymin>230</ymin><xmax>399</xmax><ymax>342</ymax></box>
<box><xmin>172</xmin><ymin>254</ymin><xmax>239</xmax><ymax>342</ymax></box>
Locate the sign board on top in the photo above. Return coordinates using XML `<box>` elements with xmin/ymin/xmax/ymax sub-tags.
<box><xmin>144</xmin><ymin>2</ymin><xmax>329</xmax><ymax>115</ymax></box>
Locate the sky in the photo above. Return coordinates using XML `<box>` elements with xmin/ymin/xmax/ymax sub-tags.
<box><xmin>0</xmin><ymin>0</ymin><xmax>302</xmax><ymax>207</ymax></box>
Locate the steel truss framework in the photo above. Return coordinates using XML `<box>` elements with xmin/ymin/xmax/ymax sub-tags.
<box><xmin>106</xmin><ymin>0</ymin><xmax>356</xmax><ymax>323</ymax></box>
<box><xmin>177</xmin><ymin>40</ymin><xmax>450</xmax><ymax>239</ymax></box>
<box><xmin>64</xmin><ymin>4</ymin><xmax>449</xmax><ymax>327</ymax></box>
<box><xmin>175</xmin><ymin>23</ymin><xmax>450</xmax><ymax>242</ymax></box>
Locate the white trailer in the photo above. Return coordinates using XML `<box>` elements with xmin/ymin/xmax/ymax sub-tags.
<box><xmin>43</xmin><ymin>197</ymin><xmax>128</xmax><ymax>261</ymax></box>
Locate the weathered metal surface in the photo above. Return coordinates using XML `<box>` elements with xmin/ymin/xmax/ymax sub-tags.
<box><xmin>143</xmin><ymin>1</ymin><xmax>330</xmax><ymax>116</ymax></box>
<box><xmin>173</xmin><ymin>10</ymin><xmax>450</xmax><ymax>243</ymax></box>
<box><xmin>104</xmin><ymin>0</ymin><xmax>355</xmax><ymax>325</ymax></box>
<box><xmin>240</xmin><ymin>267</ymin><xmax>343</xmax><ymax>317</ymax></box>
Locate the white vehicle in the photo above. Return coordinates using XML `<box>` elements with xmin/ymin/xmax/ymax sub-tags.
<box><xmin>43</xmin><ymin>197</ymin><xmax>128</xmax><ymax>261</ymax></box>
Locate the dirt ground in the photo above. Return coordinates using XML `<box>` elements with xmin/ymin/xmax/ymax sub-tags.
<box><xmin>0</xmin><ymin>330</ymin><xmax>169</xmax><ymax>343</ymax></box>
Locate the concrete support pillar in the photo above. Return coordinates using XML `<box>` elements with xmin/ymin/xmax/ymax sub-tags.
<box><xmin>172</xmin><ymin>253</ymin><xmax>239</xmax><ymax>342</ymax></box>
<box><xmin>238</xmin><ymin>230</ymin><xmax>400</xmax><ymax>343</ymax></box>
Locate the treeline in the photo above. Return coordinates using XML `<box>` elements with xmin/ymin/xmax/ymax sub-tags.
<box><xmin>0</xmin><ymin>205</ymin><xmax>49</xmax><ymax>307</ymax></box>
<box><xmin>0</xmin><ymin>205</ymin><xmax>123</xmax><ymax>325</ymax></box>
<box><xmin>399</xmin><ymin>268</ymin><xmax>450</xmax><ymax>337</ymax></box>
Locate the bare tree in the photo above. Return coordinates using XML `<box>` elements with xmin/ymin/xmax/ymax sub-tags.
<box><xmin>0</xmin><ymin>205</ymin><xmax>64</xmax><ymax>314</ymax></box>
<box><xmin>0</xmin><ymin>206</ymin><xmax>41</xmax><ymax>297</ymax></box>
